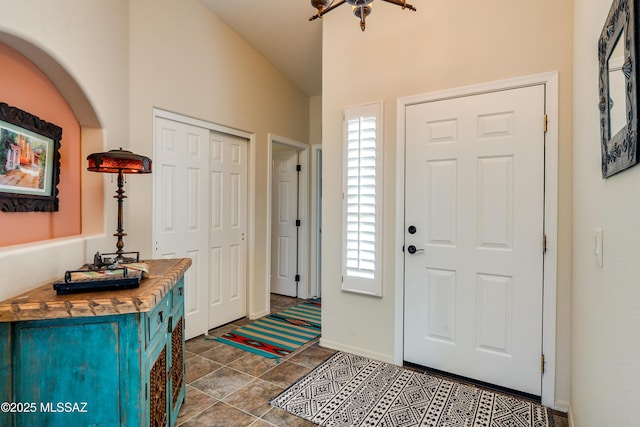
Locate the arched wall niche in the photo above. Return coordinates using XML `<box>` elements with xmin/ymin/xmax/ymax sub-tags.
<box><xmin>0</xmin><ymin>32</ymin><xmax>101</xmax><ymax>128</ymax></box>
<box><xmin>0</xmin><ymin>31</ymin><xmax>109</xmax><ymax>300</ymax></box>
<box><xmin>0</xmin><ymin>32</ymin><xmax>105</xmax><ymax>245</ymax></box>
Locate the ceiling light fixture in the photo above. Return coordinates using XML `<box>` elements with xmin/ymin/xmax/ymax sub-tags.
<box><xmin>310</xmin><ymin>0</ymin><xmax>416</xmax><ymax>32</ymax></box>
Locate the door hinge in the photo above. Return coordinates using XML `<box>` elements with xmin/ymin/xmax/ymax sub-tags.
<box><xmin>541</xmin><ymin>354</ymin><xmax>546</xmax><ymax>374</ymax></box>
<box><xmin>296</xmin><ymin>164</ymin><xmax>302</xmax><ymax>172</ymax></box>
<box><xmin>543</xmin><ymin>114</ymin><xmax>548</xmax><ymax>133</ymax></box>
<box><xmin>296</xmin><ymin>219</ymin><xmax>301</xmax><ymax>227</ymax></box>
<box><xmin>543</xmin><ymin>234</ymin><xmax>547</xmax><ymax>253</ymax></box>
<box><xmin>295</xmin><ymin>274</ymin><xmax>301</xmax><ymax>282</ymax></box>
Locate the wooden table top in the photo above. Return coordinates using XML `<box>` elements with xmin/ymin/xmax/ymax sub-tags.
<box><xmin>0</xmin><ymin>258</ymin><xmax>191</xmax><ymax>322</ymax></box>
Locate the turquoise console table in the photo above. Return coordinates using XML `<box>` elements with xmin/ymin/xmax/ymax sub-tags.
<box><xmin>0</xmin><ymin>258</ymin><xmax>191</xmax><ymax>427</ymax></box>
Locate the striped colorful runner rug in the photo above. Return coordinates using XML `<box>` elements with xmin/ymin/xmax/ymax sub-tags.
<box><xmin>216</xmin><ymin>299</ymin><xmax>321</xmax><ymax>359</ymax></box>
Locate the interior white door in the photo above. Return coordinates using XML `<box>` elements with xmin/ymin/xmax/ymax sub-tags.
<box><xmin>154</xmin><ymin>117</ymin><xmax>210</xmax><ymax>340</ymax></box>
<box><xmin>271</xmin><ymin>149</ymin><xmax>299</xmax><ymax>297</ymax></box>
<box><xmin>208</xmin><ymin>131</ymin><xmax>248</xmax><ymax>328</ymax></box>
<box><xmin>403</xmin><ymin>85</ymin><xmax>546</xmax><ymax>395</ymax></box>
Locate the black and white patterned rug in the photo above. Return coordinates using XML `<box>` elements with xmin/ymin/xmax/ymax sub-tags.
<box><xmin>271</xmin><ymin>351</ymin><xmax>553</xmax><ymax>427</ymax></box>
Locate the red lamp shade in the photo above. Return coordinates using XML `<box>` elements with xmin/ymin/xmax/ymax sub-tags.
<box><xmin>87</xmin><ymin>148</ymin><xmax>152</xmax><ymax>174</ymax></box>
<box><xmin>86</xmin><ymin>148</ymin><xmax>152</xmax><ymax>262</ymax></box>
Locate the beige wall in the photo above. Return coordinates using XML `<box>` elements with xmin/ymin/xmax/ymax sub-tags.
<box><xmin>127</xmin><ymin>0</ymin><xmax>309</xmax><ymax>317</ymax></box>
<box><xmin>572</xmin><ymin>0</ymin><xmax>640</xmax><ymax>425</ymax></box>
<box><xmin>320</xmin><ymin>1</ymin><xmax>573</xmax><ymax>408</ymax></box>
<box><xmin>0</xmin><ymin>0</ymin><xmax>310</xmax><ymax>321</ymax></box>
<box><xmin>310</xmin><ymin>95</ymin><xmax>322</xmax><ymax>147</ymax></box>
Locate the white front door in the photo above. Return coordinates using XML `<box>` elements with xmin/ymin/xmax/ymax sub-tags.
<box><xmin>270</xmin><ymin>149</ymin><xmax>299</xmax><ymax>297</ymax></box>
<box><xmin>403</xmin><ymin>85</ymin><xmax>546</xmax><ymax>395</ymax></box>
<box><xmin>154</xmin><ymin>118</ymin><xmax>248</xmax><ymax>339</ymax></box>
<box><xmin>154</xmin><ymin>117</ymin><xmax>210</xmax><ymax>339</ymax></box>
<box><xmin>208</xmin><ymin>131</ymin><xmax>248</xmax><ymax>327</ymax></box>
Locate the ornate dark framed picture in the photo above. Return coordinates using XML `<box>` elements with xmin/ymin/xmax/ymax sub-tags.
<box><xmin>0</xmin><ymin>102</ymin><xmax>62</xmax><ymax>212</ymax></box>
<box><xmin>598</xmin><ymin>0</ymin><xmax>639</xmax><ymax>178</ymax></box>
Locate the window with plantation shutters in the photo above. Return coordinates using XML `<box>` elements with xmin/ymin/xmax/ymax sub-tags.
<box><xmin>346</xmin><ymin>116</ymin><xmax>376</xmax><ymax>278</ymax></box>
<box><xmin>342</xmin><ymin>102</ymin><xmax>382</xmax><ymax>296</ymax></box>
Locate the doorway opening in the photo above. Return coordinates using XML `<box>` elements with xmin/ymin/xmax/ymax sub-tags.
<box><xmin>395</xmin><ymin>72</ymin><xmax>559</xmax><ymax>408</ymax></box>
<box><xmin>268</xmin><ymin>135</ymin><xmax>309</xmax><ymax>303</ymax></box>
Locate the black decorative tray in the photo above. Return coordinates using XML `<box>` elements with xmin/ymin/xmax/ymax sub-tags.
<box><xmin>53</xmin><ymin>267</ymin><xmax>142</xmax><ymax>295</ymax></box>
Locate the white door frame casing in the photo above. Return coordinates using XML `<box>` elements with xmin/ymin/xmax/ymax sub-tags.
<box><xmin>310</xmin><ymin>144</ymin><xmax>322</xmax><ymax>299</ymax></box>
<box><xmin>394</xmin><ymin>72</ymin><xmax>559</xmax><ymax>409</ymax></box>
<box><xmin>267</xmin><ymin>134</ymin><xmax>310</xmax><ymax>306</ymax></box>
<box><xmin>151</xmin><ymin>108</ymin><xmax>258</xmax><ymax>318</ymax></box>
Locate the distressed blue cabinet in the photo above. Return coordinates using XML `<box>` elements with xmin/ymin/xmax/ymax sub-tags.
<box><xmin>0</xmin><ymin>258</ymin><xmax>190</xmax><ymax>427</ymax></box>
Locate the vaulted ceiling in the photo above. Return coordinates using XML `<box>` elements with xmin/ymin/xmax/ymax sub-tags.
<box><xmin>202</xmin><ymin>0</ymin><xmax>323</xmax><ymax>97</ymax></box>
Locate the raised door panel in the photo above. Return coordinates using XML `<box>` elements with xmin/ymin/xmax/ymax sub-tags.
<box><xmin>425</xmin><ymin>159</ymin><xmax>457</xmax><ymax>247</ymax></box>
<box><xmin>475</xmin><ymin>273</ymin><xmax>513</xmax><ymax>356</ymax></box>
<box><xmin>476</xmin><ymin>156</ymin><xmax>514</xmax><ymax>250</ymax></box>
<box><xmin>425</xmin><ymin>268</ymin><xmax>456</xmax><ymax>344</ymax></box>
<box><xmin>12</xmin><ymin>315</ymin><xmax>142</xmax><ymax>427</ymax></box>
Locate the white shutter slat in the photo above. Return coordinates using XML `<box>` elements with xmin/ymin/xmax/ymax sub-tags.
<box><xmin>343</xmin><ymin>102</ymin><xmax>382</xmax><ymax>295</ymax></box>
<box><xmin>343</xmin><ymin>103</ymin><xmax>382</xmax><ymax>293</ymax></box>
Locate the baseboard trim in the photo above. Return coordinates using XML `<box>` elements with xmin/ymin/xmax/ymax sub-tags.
<box><xmin>319</xmin><ymin>338</ymin><xmax>394</xmax><ymax>364</ymax></box>
<box><xmin>553</xmin><ymin>400</ymin><xmax>569</xmax><ymax>413</ymax></box>
<box><xmin>568</xmin><ymin>405</ymin><xmax>575</xmax><ymax>427</ymax></box>
<box><xmin>250</xmin><ymin>309</ymin><xmax>269</xmax><ymax>320</ymax></box>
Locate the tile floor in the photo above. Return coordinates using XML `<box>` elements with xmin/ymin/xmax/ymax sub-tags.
<box><xmin>177</xmin><ymin>294</ymin><xmax>568</xmax><ymax>427</ymax></box>
<box><xmin>177</xmin><ymin>294</ymin><xmax>328</xmax><ymax>426</ymax></box>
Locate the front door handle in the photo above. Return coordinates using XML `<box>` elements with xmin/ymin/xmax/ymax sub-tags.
<box><xmin>407</xmin><ymin>245</ymin><xmax>424</xmax><ymax>254</ymax></box>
